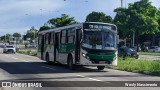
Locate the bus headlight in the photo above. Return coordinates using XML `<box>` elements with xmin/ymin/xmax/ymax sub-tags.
<box><xmin>82</xmin><ymin>53</ymin><xmax>86</xmax><ymax>57</ymax></box>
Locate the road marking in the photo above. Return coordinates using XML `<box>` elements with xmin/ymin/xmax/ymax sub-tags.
<box><xmin>76</xmin><ymin>75</ymin><xmax>102</xmax><ymax>81</ymax></box>
<box><xmin>12</xmin><ymin>57</ymin><xmax>18</xmax><ymax>59</ymax></box>
<box><xmin>87</xmin><ymin>78</ymin><xmax>102</xmax><ymax>81</ymax></box>
<box><xmin>76</xmin><ymin>75</ymin><xmax>86</xmax><ymax>77</ymax></box>
<box><xmin>41</xmin><ymin>66</ymin><xmax>56</xmax><ymax>70</ymax></box>
<box><xmin>4</xmin><ymin>55</ymin><xmax>8</xmax><ymax>57</ymax></box>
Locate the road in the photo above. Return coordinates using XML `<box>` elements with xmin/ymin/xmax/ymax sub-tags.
<box><xmin>0</xmin><ymin>48</ymin><xmax>159</xmax><ymax>90</ymax></box>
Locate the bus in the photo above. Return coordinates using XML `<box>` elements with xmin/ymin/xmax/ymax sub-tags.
<box><xmin>37</xmin><ymin>22</ymin><xmax>118</xmax><ymax>70</ymax></box>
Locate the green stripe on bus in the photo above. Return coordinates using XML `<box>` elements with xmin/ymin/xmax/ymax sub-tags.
<box><xmin>38</xmin><ymin>44</ymin><xmax>49</xmax><ymax>52</ymax></box>
<box><xmin>86</xmin><ymin>53</ymin><xmax>116</xmax><ymax>61</ymax></box>
<box><xmin>59</xmin><ymin>43</ymin><xmax>75</xmax><ymax>53</ymax></box>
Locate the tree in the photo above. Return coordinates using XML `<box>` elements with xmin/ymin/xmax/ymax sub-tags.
<box><xmin>158</xmin><ymin>8</ymin><xmax>160</xmax><ymax>30</ymax></box>
<box><xmin>13</xmin><ymin>33</ymin><xmax>21</xmax><ymax>44</ymax></box>
<box><xmin>128</xmin><ymin>0</ymin><xmax>159</xmax><ymax>51</ymax></box>
<box><xmin>13</xmin><ymin>32</ymin><xmax>21</xmax><ymax>38</ymax></box>
<box><xmin>39</xmin><ymin>25</ymin><xmax>51</xmax><ymax>31</ymax></box>
<box><xmin>0</xmin><ymin>34</ymin><xmax>11</xmax><ymax>42</ymax></box>
<box><xmin>85</xmin><ymin>11</ymin><xmax>112</xmax><ymax>23</ymax></box>
<box><xmin>114</xmin><ymin>8</ymin><xmax>130</xmax><ymax>39</ymax></box>
<box><xmin>0</xmin><ymin>35</ymin><xmax>5</xmax><ymax>41</ymax></box>
<box><xmin>114</xmin><ymin>0</ymin><xmax>159</xmax><ymax>51</ymax></box>
<box><xmin>26</xmin><ymin>26</ymin><xmax>38</xmax><ymax>39</ymax></box>
<box><xmin>48</xmin><ymin>14</ymin><xmax>77</xmax><ymax>28</ymax></box>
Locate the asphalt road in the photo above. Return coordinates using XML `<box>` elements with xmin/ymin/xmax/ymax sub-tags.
<box><xmin>0</xmin><ymin>48</ymin><xmax>159</xmax><ymax>90</ymax></box>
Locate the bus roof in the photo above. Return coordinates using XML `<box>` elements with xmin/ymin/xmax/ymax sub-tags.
<box><xmin>38</xmin><ymin>22</ymin><xmax>117</xmax><ymax>34</ymax></box>
<box><xmin>38</xmin><ymin>23</ymin><xmax>82</xmax><ymax>34</ymax></box>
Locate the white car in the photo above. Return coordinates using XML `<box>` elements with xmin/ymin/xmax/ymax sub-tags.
<box><xmin>148</xmin><ymin>46</ymin><xmax>160</xmax><ymax>52</ymax></box>
<box><xmin>3</xmin><ymin>45</ymin><xmax>16</xmax><ymax>54</ymax></box>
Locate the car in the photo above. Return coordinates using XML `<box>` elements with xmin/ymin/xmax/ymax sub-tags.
<box><xmin>148</xmin><ymin>46</ymin><xmax>159</xmax><ymax>52</ymax></box>
<box><xmin>29</xmin><ymin>43</ymin><xmax>37</xmax><ymax>48</ymax></box>
<box><xmin>3</xmin><ymin>45</ymin><xmax>16</xmax><ymax>54</ymax></box>
<box><xmin>118</xmin><ymin>46</ymin><xmax>139</xmax><ymax>59</ymax></box>
<box><xmin>0</xmin><ymin>44</ymin><xmax>4</xmax><ymax>48</ymax></box>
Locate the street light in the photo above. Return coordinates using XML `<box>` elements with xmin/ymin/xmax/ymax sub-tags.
<box><xmin>4</xmin><ymin>35</ymin><xmax>6</xmax><ymax>42</ymax></box>
<box><xmin>121</xmin><ymin>0</ymin><xmax>123</xmax><ymax>8</ymax></box>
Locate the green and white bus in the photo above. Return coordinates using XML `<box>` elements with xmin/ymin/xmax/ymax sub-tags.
<box><xmin>37</xmin><ymin>22</ymin><xmax>118</xmax><ymax>70</ymax></box>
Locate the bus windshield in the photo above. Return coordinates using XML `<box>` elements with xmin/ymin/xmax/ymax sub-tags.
<box><xmin>82</xmin><ymin>31</ymin><xmax>116</xmax><ymax>50</ymax></box>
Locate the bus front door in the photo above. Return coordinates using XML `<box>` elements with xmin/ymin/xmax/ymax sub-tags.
<box><xmin>54</xmin><ymin>32</ymin><xmax>60</xmax><ymax>62</ymax></box>
<box><xmin>75</xmin><ymin>29</ymin><xmax>82</xmax><ymax>63</ymax></box>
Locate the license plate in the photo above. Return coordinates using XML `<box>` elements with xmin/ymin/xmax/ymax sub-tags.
<box><xmin>99</xmin><ymin>61</ymin><xmax>105</xmax><ymax>64</ymax></box>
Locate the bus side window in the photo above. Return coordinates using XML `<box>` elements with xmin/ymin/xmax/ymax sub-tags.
<box><xmin>61</xmin><ymin>30</ymin><xmax>66</xmax><ymax>44</ymax></box>
<box><xmin>48</xmin><ymin>33</ymin><xmax>51</xmax><ymax>44</ymax></box>
<box><xmin>51</xmin><ymin>32</ymin><xmax>54</xmax><ymax>44</ymax></box>
<box><xmin>45</xmin><ymin>33</ymin><xmax>49</xmax><ymax>44</ymax></box>
<box><xmin>44</xmin><ymin>34</ymin><xmax>46</xmax><ymax>44</ymax></box>
<box><xmin>68</xmin><ymin>28</ymin><xmax>75</xmax><ymax>44</ymax></box>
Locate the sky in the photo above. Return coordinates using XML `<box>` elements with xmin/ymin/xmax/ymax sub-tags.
<box><xmin>0</xmin><ymin>0</ymin><xmax>160</xmax><ymax>36</ymax></box>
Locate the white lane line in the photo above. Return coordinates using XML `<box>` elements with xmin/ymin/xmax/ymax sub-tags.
<box><xmin>76</xmin><ymin>75</ymin><xmax>102</xmax><ymax>81</ymax></box>
<box><xmin>5</xmin><ymin>55</ymin><xmax>8</xmax><ymax>57</ymax></box>
<box><xmin>87</xmin><ymin>78</ymin><xmax>102</xmax><ymax>81</ymax></box>
<box><xmin>12</xmin><ymin>57</ymin><xmax>18</xmax><ymax>59</ymax></box>
<box><xmin>41</xmin><ymin>66</ymin><xmax>56</xmax><ymax>70</ymax></box>
<box><xmin>76</xmin><ymin>75</ymin><xmax>86</xmax><ymax>77</ymax></box>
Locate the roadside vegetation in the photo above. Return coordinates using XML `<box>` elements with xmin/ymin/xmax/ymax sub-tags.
<box><xmin>139</xmin><ymin>52</ymin><xmax>160</xmax><ymax>56</ymax></box>
<box><xmin>17</xmin><ymin>49</ymin><xmax>37</xmax><ymax>56</ymax></box>
<box><xmin>109</xmin><ymin>58</ymin><xmax>160</xmax><ymax>76</ymax></box>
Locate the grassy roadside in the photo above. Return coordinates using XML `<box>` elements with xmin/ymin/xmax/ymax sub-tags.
<box><xmin>139</xmin><ymin>52</ymin><xmax>160</xmax><ymax>56</ymax></box>
<box><xmin>17</xmin><ymin>49</ymin><xmax>37</xmax><ymax>56</ymax></box>
<box><xmin>109</xmin><ymin>58</ymin><xmax>160</xmax><ymax>76</ymax></box>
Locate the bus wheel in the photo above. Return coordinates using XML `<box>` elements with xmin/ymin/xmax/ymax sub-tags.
<box><xmin>46</xmin><ymin>54</ymin><xmax>51</xmax><ymax>65</ymax></box>
<box><xmin>97</xmin><ymin>66</ymin><xmax>105</xmax><ymax>70</ymax></box>
<box><xmin>68</xmin><ymin>56</ymin><xmax>75</xmax><ymax>70</ymax></box>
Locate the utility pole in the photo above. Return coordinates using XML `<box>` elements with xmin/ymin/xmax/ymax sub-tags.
<box><xmin>121</xmin><ymin>0</ymin><xmax>123</xmax><ymax>8</ymax></box>
<box><xmin>5</xmin><ymin>35</ymin><xmax>6</xmax><ymax>45</ymax></box>
<box><xmin>133</xmin><ymin>32</ymin><xmax>135</xmax><ymax>47</ymax></box>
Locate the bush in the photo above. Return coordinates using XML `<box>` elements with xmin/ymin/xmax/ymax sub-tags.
<box><xmin>17</xmin><ymin>49</ymin><xmax>37</xmax><ymax>56</ymax></box>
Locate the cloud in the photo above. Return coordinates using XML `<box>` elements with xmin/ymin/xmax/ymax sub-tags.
<box><xmin>0</xmin><ymin>0</ymin><xmax>159</xmax><ymax>36</ymax></box>
<box><xmin>0</xmin><ymin>0</ymin><xmax>67</xmax><ymax>21</ymax></box>
<box><xmin>0</xmin><ymin>0</ymin><xmax>68</xmax><ymax>35</ymax></box>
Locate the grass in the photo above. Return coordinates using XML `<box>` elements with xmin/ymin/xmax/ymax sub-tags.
<box><xmin>17</xmin><ymin>49</ymin><xmax>37</xmax><ymax>56</ymax></box>
<box><xmin>139</xmin><ymin>52</ymin><xmax>160</xmax><ymax>56</ymax></box>
<box><xmin>110</xmin><ymin>57</ymin><xmax>160</xmax><ymax>76</ymax></box>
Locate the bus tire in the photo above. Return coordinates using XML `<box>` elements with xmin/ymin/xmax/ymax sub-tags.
<box><xmin>97</xmin><ymin>66</ymin><xmax>105</xmax><ymax>70</ymax></box>
<box><xmin>46</xmin><ymin>53</ymin><xmax>52</xmax><ymax>65</ymax></box>
<box><xmin>68</xmin><ymin>55</ymin><xmax>75</xmax><ymax>70</ymax></box>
